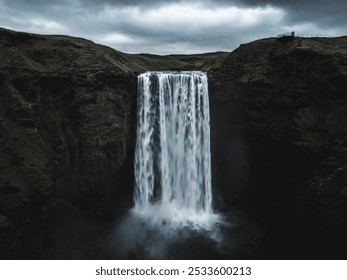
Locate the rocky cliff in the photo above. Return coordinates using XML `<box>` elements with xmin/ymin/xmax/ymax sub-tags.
<box><xmin>0</xmin><ymin>27</ymin><xmax>346</xmax><ymax>259</ymax></box>
<box><xmin>208</xmin><ymin>36</ymin><xmax>347</xmax><ymax>258</ymax></box>
<box><xmin>0</xmin><ymin>28</ymin><xmax>140</xmax><ymax>258</ymax></box>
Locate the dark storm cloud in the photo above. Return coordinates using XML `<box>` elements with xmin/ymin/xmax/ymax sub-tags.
<box><xmin>236</xmin><ymin>0</ymin><xmax>347</xmax><ymax>26</ymax></box>
<box><xmin>0</xmin><ymin>0</ymin><xmax>346</xmax><ymax>54</ymax></box>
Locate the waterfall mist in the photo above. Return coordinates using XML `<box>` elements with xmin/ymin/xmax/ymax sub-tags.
<box><xmin>113</xmin><ymin>71</ymin><xmax>228</xmax><ymax>259</ymax></box>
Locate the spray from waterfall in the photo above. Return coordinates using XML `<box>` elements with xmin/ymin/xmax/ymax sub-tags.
<box><xmin>133</xmin><ymin>71</ymin><xmax>215</xmax><ymax>227</ymax></box>
<box><xmin>112</xmin><ymin>71</ymin><xmax>231</xmax><ymax>259</ymax></box>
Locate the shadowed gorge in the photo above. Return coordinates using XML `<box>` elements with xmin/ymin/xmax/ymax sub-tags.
<box><xmin>0</xmin><ymin>28</ymin><xmax>346</xmax><ymax>259</ymax></box>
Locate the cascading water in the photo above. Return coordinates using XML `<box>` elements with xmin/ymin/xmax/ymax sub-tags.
<box><xmin>133</xmin><ymin>71</ymin><xmax>216</xmax><ymax>227</ymax></box>
<box><xmin>118</xmin><ymin>71</ymin><xmax>257</xmax><ymax>259</ymax></box>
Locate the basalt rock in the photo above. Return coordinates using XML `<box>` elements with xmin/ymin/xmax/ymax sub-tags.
<box><xmin>208</xmin><ymin>36</ymin><xmax>347</xmax><ymax>258</ymax></box>
<box><xmin>0</xmin><ymin>28</ymin><xmax>139</xmax><ymax>258</ymax></box>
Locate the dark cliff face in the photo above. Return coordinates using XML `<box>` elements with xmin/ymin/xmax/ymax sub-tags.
<box><xmin>0</xmin><ymin>28</ymin><xmax>139</xmax><ymax>258</ymax></box>
<box><xmin>0</xmin><ymin>28</ymin><xmax>346</xmax><ymax>259</ymax></box>
<box><xmin>208</xmin><ymin>37</ymin><xmax>347</xmax><ymax>258</ymax></box>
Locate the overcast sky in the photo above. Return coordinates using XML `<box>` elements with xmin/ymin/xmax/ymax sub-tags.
<box><xmin>0</xmin><ymin>0</ymin><xmax>346</xmax><ymax>54</ymax></box>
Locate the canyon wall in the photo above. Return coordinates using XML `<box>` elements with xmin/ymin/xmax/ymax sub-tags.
<box><xmin>0</xmin><ymin>28</ymin><xmax>346</xmax><ymax>258</ymax></box>
<box><xmin>208</xmin><ymin>37</ymin><xmax>347</xmax><ymax>257</ymax></box>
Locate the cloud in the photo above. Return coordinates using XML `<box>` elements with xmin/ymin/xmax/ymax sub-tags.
<box><xmin>94</xmin><ymin>3</ymin><xmax>284</xmax><ymax>39</ymax></box>
<box><xmin>94</xmin><ymin>3</ymin><xmax>287</xmax><ymax>53</ymax></box>
<box><xmin>0</xmin><ymin>0</ymin><xmax>346</xmax><ymax>54</ymax></box>
<box><xmin>227</xmin><ymin>0</ymin><xmax>347</xmax><ymax>29</ymax></box>
<box><xmin>101</xmin><ymin>3</ymin><xmax>284</xmax><ymax>29</ymax></box>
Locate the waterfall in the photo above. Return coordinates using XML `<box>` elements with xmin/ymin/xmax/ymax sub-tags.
<box><xmin>133</xmin><ymin>71</ymin><xmax>214</xmax><ymax>227</ymax></box>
